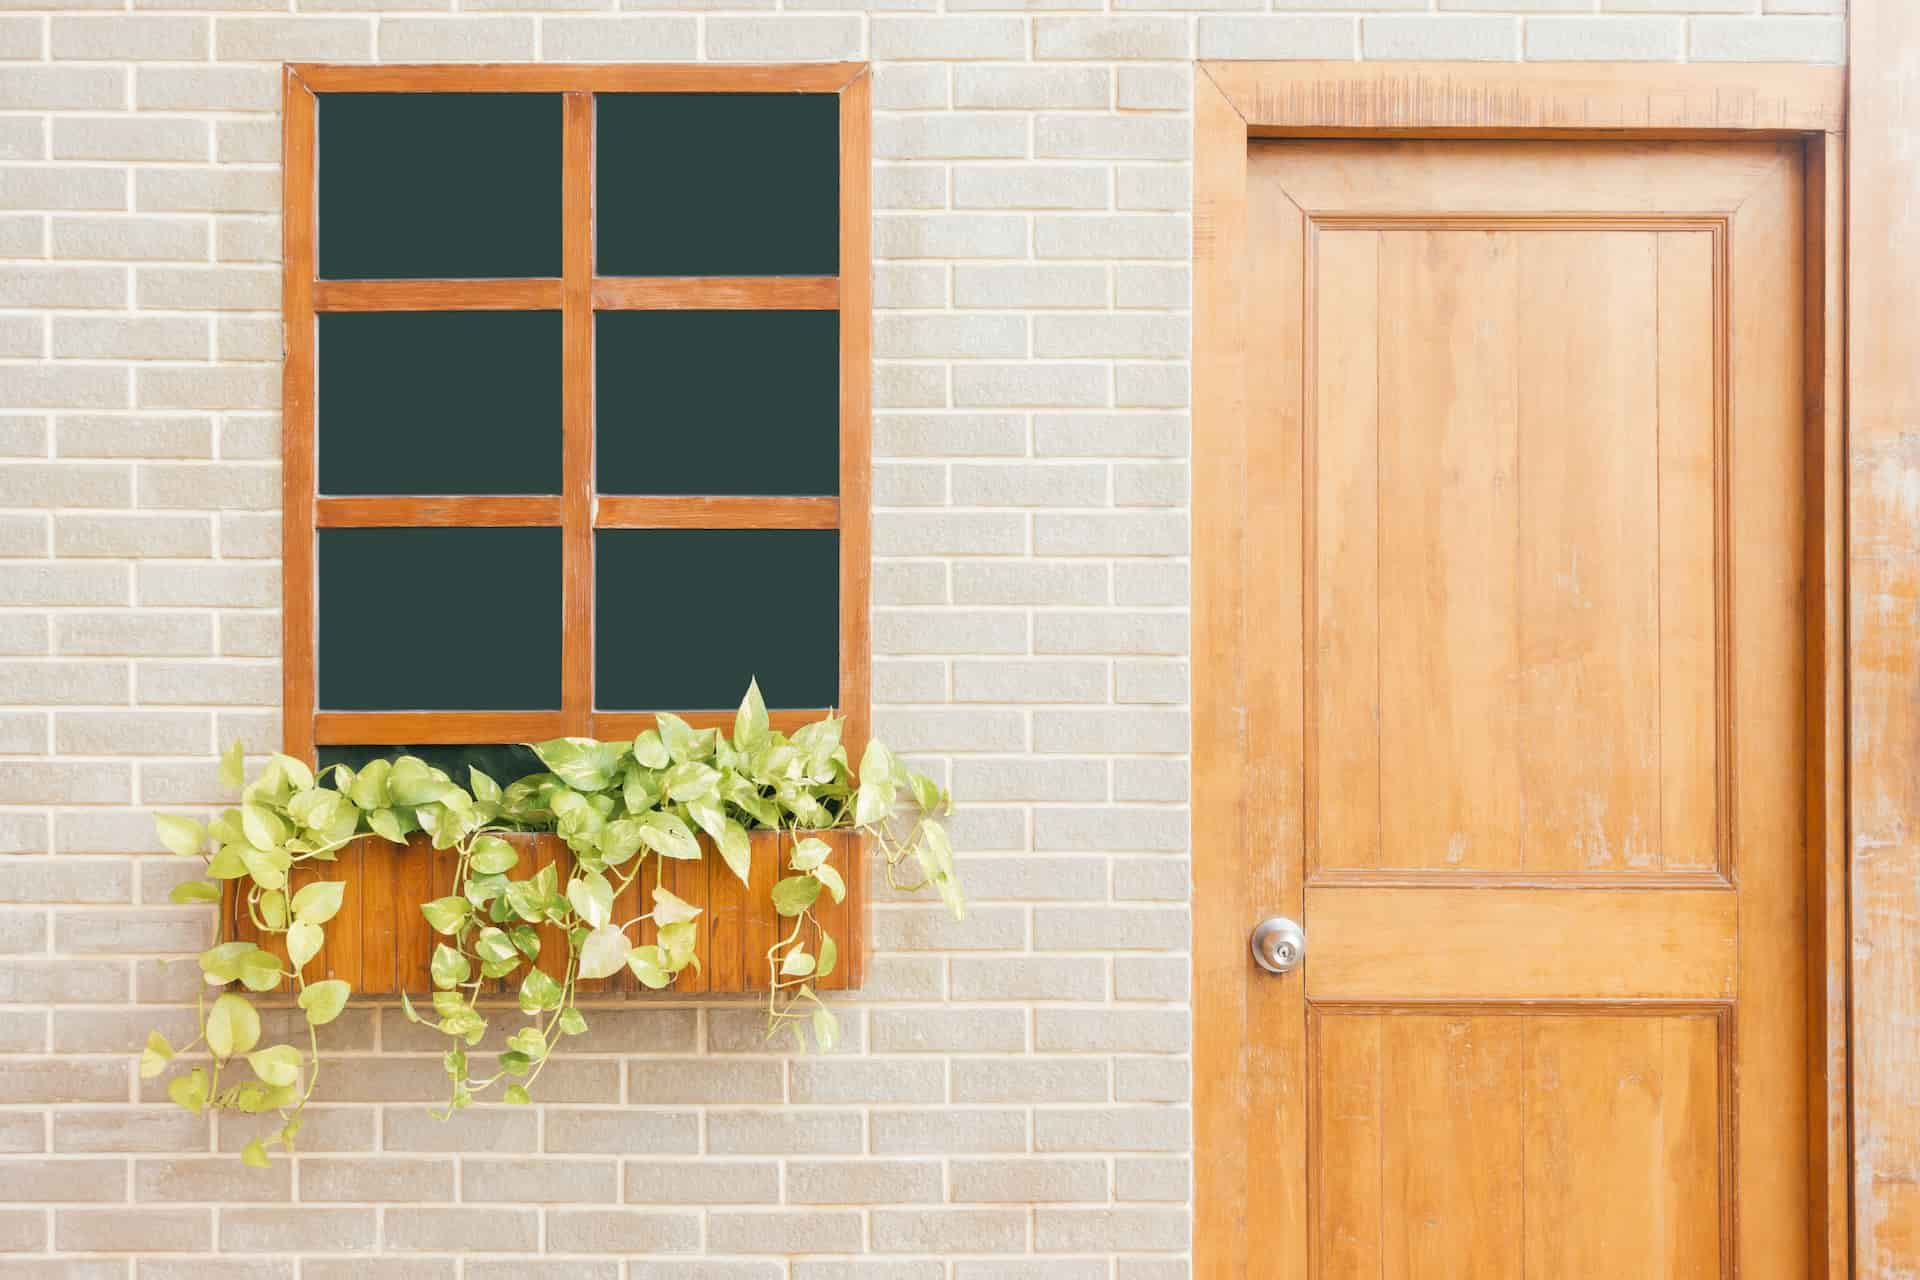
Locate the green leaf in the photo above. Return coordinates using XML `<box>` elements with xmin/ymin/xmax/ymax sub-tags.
<box><xmin>503</xmin><ymin>1083</ymin><xmax>532</xmax><ymax>1105</ymax></box>
<box><xmin>566</xmin><ymin>871</ymin><xmax>613</xmax><ymax>929</ymax></box>
<box><xmin>597</xmin><ymin>817</ymin><xmax>645</xmax><ymax>867</ymax></box>
<box><xmin>240</xmin><ymin>1137</ymin><xmax>270</xmax><ymax>1169</ymax></box>
<box><xmin>816</xmin><ymin>930</ymin><xmax>838</xmax><ymax>980</ymax></box>
<box><xmin>780</xmin><ymin>947</ymin><xmax>816</xmax><ymax>977</ymax></box>
<box><xmin>219</xmin><ymin>740</ymin><xmax>247</xmax><ymax>791</ymax></box>
<box><xmin>852</xmin><ymin>781</ymin><xmax>890</xmax><ymax>829</ymax></box>
<box><xmin>398</xmin><ymin>991</ymin><xmax>424</xmax><ymax>1024</ymax></box>
<box><xmin>469</xmin><ymin>767</ymin><xmax>502</xmax><ymax>805</ymax></box>
<box><xmin>576</xmin><ymin>925</ymin><xmax>630</xmax><ymax>980</ymax></box>
<box><xmin>789</xmin><ymin>837</ymin><xmax>831</xmax><ymax>872</ymax></box>
<box><xmin>631</xmin><ymin>729</ymin><xmax>671</xmax><ymax>769</ymax></box>
<box><xmin>291</xmin><ymin>880</ymin><xmax>344</xmax><ymax>926</ymax></box>
<box><xmin>518</xmin><ymin>967</ymin><xmax>562</xmax><ymax>1013</ymax></box>
<box><xmin>139</xmin><ymin>1030</ymin><xmax>174</xmax><ymax>1079</ymax></box>
<box><xmin>155</xmin><ymin>814</ymin><xmax>205</xmax><ymax>858</ymax></box>
<box><xmin>474</xmin><ymin>927</ymin><xmax>518</xmax><ymax>966</ymax></box>
<box><xmin>206</xmin><ymin>992</ymin><xmax>261</xmax><ymax>1058</ymax></box>
<box><xmin>771</xmin><ymin>875</ymin><xmax>822</xmax><ymax>918</ymax></box>
<box><xmin>199</xmin><ymin>940</ymin><xmax>255</xmax><ymax>983</ymax></box>
<box><xmin>558</xmin><ymin>1007</ymin><xmax>588</xmax><ymax>1036</ymax></box>
<box><xmin>168</xmin><ymin>1068</ymin><xmax>209</xmax><ymax>1115</ymax></box>
<box><xmin>659</xmin><ymin>920</ymin><xmax>697</xmax><ymax>969</ymax></box>
<box><xmin>367</xmin><ymin>807</ymin><xmax>405</xmax><ymax>844</ymax></box>
<box><xmin>168</xmin><ymin>879</ymin><xmax>220</xmax><ymax>906</ymax></box>
<box><xmin>635</xmin><ymin>811</ymin><xmax>699</xmax><ymax>861</ymax></box>
<box><xmin>421</xmin><ymin>896</ymin><xmax>469</xmax><ymax>935</ymax></box>
<box><xmin>298</xmin><ymin>979</ymin><xmax>350</xmax><ymax>1026</ymax></box>
<box><xmin>246</xmin><ymin>1043</ymin><xmax>301</xmax><ymax>1088</ymax></box>
<box><xmin>734</xmin><ymin>677</ymin><xmax>771</xmax><ymax>751</ymax></box>
<box><xmin>389</xmin><ymin>756</ymin><xmax>455</xmax><ymax>807</ymax></box>
<box><xmin>651</xmin><ymin>886</ymin><xmax>701</xmax><ymax>927</ymax></box>
<box><xmin>814</xmin><ymin>862</ymin><xmax>846</xmax><ymax>905</ymax></box>
<box><xmin>271</xmin><ymin>753</ymin><xmax>314</xmax><ymax>793</ymax></box>
<box><xmin>626</xmin><ymin>945</ymin><xmax>671</xmax><ymax>989</ymax></box>
<box><xmin>718</xmin><ymin>820</ymin><xmax>752</xmax><ymax>886</ymax></box>
<box><xmin>238</xmin><ymin>845</ymin><xmax>289</xmax><ymax>892</ymax></box>
<box><xmin>530</xmin><ymin>737</ymin><xmax>619</xmax><ymax>791</ymax></box>
<box><xmin>431</xmin><ymin>944</ymin><xmax>470</xmax><ymax>990</ymax></box>
<box><xmin>348</xmin><ymin>758</ymin><xmax>391</xmax><ymax>810</ymax></box>
<box><xmin>664</xmin><ymin>761</ymin><xmax>720</xmax><ymax>803</ymax></box>
<box><xmin>286</xmin><ymin>921</ymin><xmax>322</xmax><ymax>971</ymax></box>
<box><xmin>916</xmin><ymin>820</ymin><xmax>965</xmax><ymax>921</ymax></box>
<box><xmin>237</xmin><ymin>948</ymin><xmax>282</xmax><ymax>993</ymax></box>
<box><xmin>257</xmin><ymin>889</ymin><xmax>288</xmax><ymax>930</ymax></box>
<box><xmin>507</xmin><ymin>1027</ymin><xmax>546</xmax><ymax>1059</ymax></box>
<box><xmin>811</xmin><ymin>1006</ymin><xmax>839</xmax><ymax>1052</ymax></box>
<box><xmin>859</xmin><ymin>739</ymin><xmax>898</xmax><ymax>790</ymax></box>
<box><xmin>468</xmin><ymin>835</ymin><xmax>518</xmax><ymax>876</ymax></box>
<box><xmin>240</xmin><ymin>803</ymin><xmax>287</xmax><ymax>854</ymax></box>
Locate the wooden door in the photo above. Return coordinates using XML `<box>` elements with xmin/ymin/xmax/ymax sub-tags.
<box><xmin>1241</xmin><ymin>139</ymin><xmax>1809</xmax><ymax>1277</ymax></box>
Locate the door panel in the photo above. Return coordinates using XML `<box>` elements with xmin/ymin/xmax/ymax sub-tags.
<box><xmin>1248</xmin><ymin>138</ymin><xmax>1808</xmax><ymax>1278</ymax></box>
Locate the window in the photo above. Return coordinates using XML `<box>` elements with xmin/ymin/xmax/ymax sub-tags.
<box><xmin>280</xmin><ymin>64</ymin><xmax>872</xmax><ymax>770</ymax></box>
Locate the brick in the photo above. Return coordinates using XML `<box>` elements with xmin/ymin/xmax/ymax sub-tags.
<box><xmin>955</xmin><ymin>264</ymin><xmax>1108</xmax><ymax>310</ymax></box>
<box><xmin>955</xmin><ymin>464</ymin><xmax>1107</xmax><ymax>508</ymax></box>
<box><xmin>954</xmin><ymin>659</ymin><xmax>1107</xmax><ymax>703</ymax></box>
<box><xmin>1036</xmin><ymin>512</ymin><xmax>1186</xmax><ymax>556</ymax></box>
<box><xmin>955</xmin><ymin>756</ymin><xmax>1107</xmax><ymax>802</ymax></box>
<box><xmin>544</xmin><ymin>17</ymin><xmax>697</xmax><ymax>58</ymax></box>
<box><xmin>877</xmin><ymin>115</ymin><xmax>1026</xmax><ymax>162</ymax></box>
<box><xmin>954</xmin><ymin>165</ymin><xmax>1109</xmax><ymax>211</ymax></box>
<box><xmin>52</xmin><ymin>118</ymin><xmax>208</xmax><ymax>163</ymax></box>
<box><xmin>872</xmin><ymin>1008</ymin><xmax>1026</xmax><ymax>1053</ymax></box>
<box><xmin>955</xmin><ymin>66</ymin><xmax>1110</xmax><ymax>110</ymax></box>
<box><xmin>874</xmin><ymin>657</ymin><xmax>949</xmax><ymax>701</ymax></box>
<box><xmin>1116</xmin><ymin>66</ymin><xmax>1190</xmax><ymax>110</ymax></box>
<box><xmin>1362</xmin><ymin>14</ymin><xmax>1520</xmax><ymax>58</ymax></box>
<box><xmin>1037</xmin><ymin>1106</ymin><xmax>1189</xmax><ymax>1153</ymax></box>
<box><xmin>140</xmin><ymin>462</ymin><xmax>277</xmax><ymax>510</ymax></box>
<box><xmin>129</xmin><ymin>363</ymin><xmax>263</xmax><ymax>411</ymax></box>
<box><xmin>0</xmin><ymin>1210</ymin><xmax>42</xmax><ymax>1251</ymax></box>
<box><xmin>877</xmin><ymin>412</ymin><xmax>1025</xmax><ymax>457</ymax></box>
<box><xmin>874</xmin><ymin>562</ymin><xmax>949</xmax><ymax>605</ymax></box>
<box><xmin>625</xmin><ymin>1160</ymin><xmax>781</xmax><ymax>1204</ymax></box>
<box><xmin>51</xmin><ymin>15</ymin><xmax>207</xmax><ymax>59</ymax></box>
<box><xmin>952</xmin><ymin>956</ymin><xmax>1108</xmax><ymax>1002</ymax></box>
<box><xmin>874</xmin><ymin>65</ymin><xmax>949</xmax><ymax>110</ymax></box>
<box><xmin>703</xmin><ymin>17</ymin><xmax>861</xmax><ymax>60</ymax></box>
<box><xmin>960</xmin><ymin>855</ymin><xmax>1107</xmax><ymax>901</ymax></box>
<box><xmin>544</xmin><ymin>1108</ymin><xmax>699</xmax><ymax>1154</ymax></box>
<box><xmin>877</xmin><ymin>512</ymin><xmax>1026</xmax><ymax>558</ymax></box>
<box><xmin>871</xmin><ymin>1107</ymin><xmax>1027</xmax><ymax>1154</ymax></box>
<box><xmin>1037</xmin><ymin>314</ymin><xmax>1188</xmax><ymax>359</ymax></box>
<box><xmin>134</xmin><ymin>1156</ymin><xmax>289</xmax><ymax>1203</ymax></box>
<box><xmin>547</xmin><ymin>1210</ymin><xmax>701</xmax><ymax>1253</ymax></box>
<box><xmin>1037</xmin><ymin>905</ymin><xmax>1187</xmax><ymax>950</ymax></box>
<box><xmin>0</xmin><ymin>1057</ymin><xmax>127</xmax><ymax>1104</ymax></box>
<box><xmin>789</xmin><ymin>1159</ymin><xmax>942</xmax><ymax>1204</ymax></box>
<box><xmin>0</xmin><ymin>66</ymin><xmax>125</xmax><ymax>111</ymax></box>
<box><xmin>463</xmin><ymin>1157</ymin><xmax>616</xmax><ymax>1203</ymax></box>
<box><xmin>1197</xmin><ymin>15</ymin><xmax>1358</xmax><ymax>57</ymax></box>
<box><xmin>137</xmin><ymin>265</ymin><xmax>276</xmax><ymax>310</ymax></box>
<box><xmin>220</xmin><ymin>1207</ymin><xmax>378</xmax><ymax>1253</ymax></box>
<box><xmin>708</xmin><ymin>1210</ymin><xmax>865</xmax><ymax>1255</ymax></box>
<box><xmin>1525</xmin><ymin>15</ymin><xmax>1684</xmax><ymax>57</ymax></box>
<box><xmin>381</xmin><ymin>1104</ymin><xmax>535</xmax><ymax>1152</ymax></box>
<box><xmin>876</xmin><ymin>263</ymin><xmax>948</xmax><ymax>308</ymax></box>
<box><xmin>1115</xmin><ymin>1055</ymin><xmax>1188</xmax><ymax>1103</ymax></box>
<box><xmin>0</xmin><ymin>855</ymin><xmax>131</xmax><ymax>903</ymax></box>
<box><xmin>1036</xmin><ymin>806</ymin><xmax>1187</xmax><ymax>852</ymax></box>
<box><xmin>1037</xmin><ymin>412</ymin><xmax>1186</xmax><ymax>458</ymax></box>
<box><xmin>789</xmin><ymin>1057</ymin><xmax>946</xmax><ymax>1105</ymax></box>
<box><xmin>0</xmin><ymin>462</ymin><xmax>128</xmax><ymax>508</ymax></box>
<box><xmin>138</xmin><ymin>563</ymin><xmax>276</xmax><ymax>608</ymax></box>
<box><xmin>57</xmin><ymin>611</ymin><xmax>209</xmax><ymax>656</ymax></box>
<box><xmin>877</xmin><ymin>313</ymin><xmax>1027</xmax><ymax>360</ymax></box>
<box><xmin>1115</xmin><ymin>756</ymin><xmax>1187</xmax><ymax>802</ymax></box>
<box><xmin>137</xmin><ymin>66</ymin><xmax>277</xmax><ymax>112</ymax></box>
<box><xmin>136</xmin><ymin>660</ymin><xmax>277</xmax><ymax>706</ymax></box>
<box><xmin>626</xmin><ymin>1058</ymin><xmax>783</xmax><ymax>1104</ymax></box>
<box><xmin>58</xmin><ymin>416</ymin><xmax>212</xmax><ymax>460</ymax></box>
<box><xmin>874</xmin><ymin>17</ymin><xmax>1026</xmax><ymax>58</ymax></box>
<box><xmin>871</xmin><ymin>904</ymin><xmax>1026</xmax><ymax>951</ymax></box>
<box><xmin>952</xmin><ymin>1057</ymin><xmax>1108</xmax><ymax>1104</ymax></box>
<box><xmin>0</xmin><ymin>958</ymin><xmax>126</xmax><ymax>1004</ymax></box>
<box><xmin>137</xmin><ymin>168</ymin><xmax>277</xmax><ymax>215</ymax></box>
<box><xmin>0</xmin><ymin>364</ymin><xmax>128</xmax><ymax>411</ymax></box>
<box><xmin>0</xmin><ymin>168</ymin><xmax>124</xmax><ymax>214</ymax></box>
<box><xmin>1689</xmin><ymin>15</ymin><xmax>1845</xmax><ymax>60</ymax></box>
<box><xmin>873</xmin><ymin>1207</ymin><xmax>1027</xmax><ymax>1253</ymax></box>
<box><xmin>58</xmin><ymin>1208</ymin><xmax>208</xmax><ymax>1252</ymax></box>
<box><xmin>876</xmin><ymin>364</ymin><xmax>947</xmax><ymax>407</ymax></box>
<box><xmin>1037</xmin><ymin>115</ymin><xmax>1187</xmax><ymax>162</ymax></box>
<box><xmin>1116</xmin><ymin>1154</ymin><xmax>1189</xmax><ymax>1201</ymax></box>
<box><xmin>877</xmin><ymin>213</ymin><xmax>1025</xmax><ymax>259</ymax></box>
<box><xmin>1115</xmin><ymin>461</ymin><xmax>1185</xmax><ymax>506</ymax></box>
<box><xmin>384</xmin><ymin>1207</ymin><xmax>537</xmax><ymax>1252</ymax></box>
<box><xmin>216</xmin><ymin>17</ymin><xmax>372</xmax><ymax>61</ymax></box>
<box><xmin>955</xmin><ymin>364</ymin><xmax>1109</xmax><ymax>409</ymax></box>
<box><xmin>1037</xmin><ymin>1206</ymin><xmax>1187</xmax><ymax>1252</ymax></box>
<box><xmin>1035</xmin><ymin>17</ymin><xmax>1189</xmax><ymax>57</ymax></box>
<box><xmin>1036</xmin><ymin>214</ymin><xmax>1187</xmax><ymax>260</ymax></box>
<box><xmin>708</xmin><ymin>1110</ymin><xmax>862</xmax><ymax>1155</ymax></box>
<box><xmin>952</xmin><ymin>1157</ymin><xmax>1109</xmax><ymax>1203</ymax></box>
<box><xmin>870</xmin><ymin>707</ymin><xmax>1026</xmax><ymax>751</ymax></box>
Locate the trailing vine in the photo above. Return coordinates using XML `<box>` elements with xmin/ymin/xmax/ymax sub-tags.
<box><xmin>141</xmin><ymin>681</ymin><xmax>961</xmax><ymax>1164</ymax></box>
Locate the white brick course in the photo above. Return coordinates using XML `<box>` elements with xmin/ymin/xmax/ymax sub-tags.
<box><xmin>0</xmin><ymin>0</ymin><xmax>1841</xmax><ymax>1269</ymax></box>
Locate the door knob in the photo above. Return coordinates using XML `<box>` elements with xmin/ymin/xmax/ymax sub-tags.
<box><xmin>1250</xmin><ymin>916</ymin><xmax>1306</xmax><ymax>974</ymax></box>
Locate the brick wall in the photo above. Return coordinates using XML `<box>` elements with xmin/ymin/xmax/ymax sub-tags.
<box><xmin>0</xmin><ymin>2</ymin><xmax>1843</xmax><ymax>1274</ymax></box>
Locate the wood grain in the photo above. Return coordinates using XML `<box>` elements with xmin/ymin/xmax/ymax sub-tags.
<box><xmin>281</xmin><ymin>71</ymin><xmax>318</xmax><ymax>765</ymax></box>
<box><xmin>1202</xmin><ymin>60</ymin><xmax>1844</xmax><ymax>137</ymax></box>
<box><xmin>837</xmin><ymin>68</ymin><xmax>873</xmax><ymax>988</ymax></box>
<box><xmin>313</xmin><ymin>279</ymin><xmax>561</xmax><ymax>312</ymax></box>
<box><xmin>561</xmin><ymin>91</ymin><xmax>593</xmax><ymax>738</ymax></box>
<box><xmin>293</xmin><ymin>62</ymin><xmax>867</xmax><ymax>95</ymax></box>
<box><xmin>313</xmin><ymin>711</ymin><xmax>568</xmax><ymax>745</ymax></box>
<box><xmin>592</xmin><ymin>277</ymin><xmax>838</xmax><ymax>311</ymax></box>
<box><xmin>593</xmin><ymin>496</ymin><xmax>839</xmax><ymax>530</ymax></box>
<box><xmin>315</xmin><ymin>497</ymin><xmax>562</xmax><ymax>528</ymax></box>
<box><xmin>1306</xmin><ymin>886</ymin><xmax>1738</xmax><ymax>1002</ymax></box>
<box><xmin>590</xmin><ymin>708</ymin><xmax>835</xmax><ymax>738</ymax></box>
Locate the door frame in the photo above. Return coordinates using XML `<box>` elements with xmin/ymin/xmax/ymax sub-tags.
<box><xmin>1190</xmin><ymin>61</ymin><xmax>1850</xmax><ymax>1279</ymax></box>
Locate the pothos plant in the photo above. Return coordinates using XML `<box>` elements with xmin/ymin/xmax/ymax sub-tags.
<box><xmin>140</xmin><ymin>680</ymin><xmax>962</xmax><ymax>1166</ymax></box>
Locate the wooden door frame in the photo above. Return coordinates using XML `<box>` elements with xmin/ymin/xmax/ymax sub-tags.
<box><xmin>1191</xmin><ymin>61</ymin><xmax>1850</xmax><ymax>1279</ymax></box>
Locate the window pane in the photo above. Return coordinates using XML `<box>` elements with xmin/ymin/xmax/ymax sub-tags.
<box><xmin>318</xmin><ymin>744</ymin><xmax>545</xmax><ymax>790</ymax></box>
<box><xmin>319</xmin><ymin>311</ymin><xmax>563</xmax><ymax>496</ymax></box>
<box><xmin>319</xmin><ymin>93</ymin><xmax>562</xmax><ymax>280</ymax></box>
<box><xmin>595</xmin><ymin>529</ymin><xmax>838</xmax><ymax>711</ymax></box>
<box><xmin>319</xmin><ymin>527</ymin><xmax>562</xmax><ymax>711</ymax></box>
<box><xmin>596</xmin><ymin>310</ymin><xmax>838</xmax><ymax>496</ymax></box>
<box><xmin>596</xmin><ymin>93</ymin><xmax>838</xmax><ymax>277</ymax></box>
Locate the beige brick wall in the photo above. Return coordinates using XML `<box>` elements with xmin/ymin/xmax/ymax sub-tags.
<box><xmin>0</xmin><ymin>1</ymin><xmax>1842</xmax><ymax>1273</ymax></box>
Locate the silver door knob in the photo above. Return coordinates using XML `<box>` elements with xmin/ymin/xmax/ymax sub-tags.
<box><xmin>1250</xmin><ymin>916</ymin><xmax>1305</xmax><ymax>974</ymax></box>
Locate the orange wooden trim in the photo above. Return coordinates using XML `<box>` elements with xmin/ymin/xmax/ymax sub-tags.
<box><xmin>292</xmin><ymin>62</ymin><xmax>865</xmax><ymax>95</ymax></box>
<box><xmin>1202</xmin><ymin>60</ymin><xmax>1845</xmax><ymax>136</ymax></box>
<box><xmin>561</xmin><ymin>91</ymin><xmax>594</xmax><ymax>738</ymax></box>
<box><xmin>592</xmin><ymin>277</ymin><xmax>840</xmax><ymax>311</ymax></box>
<box><xmin>314</xmin><ymin>712</ymin><xmax>568</xmax><ymax>745</ymax></box>
<box><xmin>594</xmin><ymin>496</ymin><xmax>840</xmax><ymax>530</ymax></box>
<box><xmin>315</xmin><ymin>496</ymin><xmax>563</xmax><ymax>527</ymax></box>
<box><xmin>836</xmin><ymin>68</ymin><xmax>873</xmax><ymax>988</ymax></box>
<box><xmin>312</xmin><ymin>279</ymin><xmax>562</xmax><ymax>312</ymax></box>
<box><xmin>282</xmin><ymin>69</ymin><xmax>319</xmax><ymax>767</ymax></box>
<box><xmin>591</xmin><ymin>709</ymin><xmax>835</xmax><ymax>738</ymax></box>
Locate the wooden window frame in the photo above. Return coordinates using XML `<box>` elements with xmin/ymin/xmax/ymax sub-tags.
<box><xmin>280</xmin><ymin>62</ymin><xmax>872</xmax><ymax>761</ymax></box>
<box><xmin>1190</xmin><ymin>60</ymin><xmax>1850</xmax><ymax>1279</ymax></box>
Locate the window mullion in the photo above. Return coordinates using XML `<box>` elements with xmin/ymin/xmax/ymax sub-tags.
<box><xmin>561</xmin><ymin>90</ymin><xmax>596</xmax><ymax>735</ymax></box>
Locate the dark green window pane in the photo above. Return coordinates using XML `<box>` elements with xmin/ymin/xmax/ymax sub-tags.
<box><xmin>319</xmin><ymin>311</ymin><xmax>562</xmax><ymax>496</ymax></box>
<box><xmin>595</xmin><ymin>529</ymin><xmax>838</xmax><ymax>711</ymax></box>
<box><xmin>596</xmin><ymin>310</ymin><xmax>838</xmax><ymax>496</ymax></box>
<box><xmin>596</xmin><ymin>93</ymin><xmax>838</xmax><ymax>277</ymax></box>
<box><xmin>319</xmin><ymin>527</ymin><xmax>561</xmax><ymax>711</ymax></box>
<box><xmin>319</xmin><ymin>93</ymin><xmax>561</xmax><ymax>280</ymax></box>
<box><xmin>319</xmin><ymin>744</ymin><xmax>545</xmax><ymax>793</ymax></box>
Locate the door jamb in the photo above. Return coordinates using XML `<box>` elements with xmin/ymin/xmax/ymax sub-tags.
<box><xmin>1189</xmin><ymin>60</ymin><xmax>1850</xmax><ymax>1280</ymax></box>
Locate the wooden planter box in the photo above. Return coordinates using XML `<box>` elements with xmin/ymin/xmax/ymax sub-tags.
<box><xmin>223</xmin><ymin>829</ymin><xmax>861</xmax><ymax>996</ymax></box>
